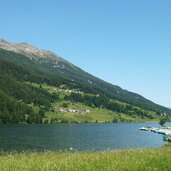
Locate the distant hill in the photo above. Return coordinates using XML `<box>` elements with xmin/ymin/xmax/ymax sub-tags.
<box><xmin>0</xmin><ymin>39</ymin><xmax>170</xmax><ymax>123</ymax></box>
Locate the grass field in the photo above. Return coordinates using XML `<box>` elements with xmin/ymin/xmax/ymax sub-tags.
<box><xmin>46</xmin><ymin>99</ymin><xmax>157</xmax><ymax>124</ymax></box>
<box><xmin>29</xmin><ymin>83</ymin><xmax>159</xmax><ymax>124</ymax></box>
<box><xmin>45</xmin><ymin>101</ymin><xmax>138</xmax><ymax>123</ymax></box>
<box><xmin>0</xmin><ymin>144</ymin><xmax>170</xmax><ymax>171</ymax></box>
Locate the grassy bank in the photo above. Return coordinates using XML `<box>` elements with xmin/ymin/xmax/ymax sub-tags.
<box><xmin>0</xmin><ymin>144</ymin><xmax>170</xmax><ymax>171</ymax></box>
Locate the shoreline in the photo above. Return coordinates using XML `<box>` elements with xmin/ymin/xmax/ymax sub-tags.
<box><xmin>0</xmin><ymin>120</ymin><xmax>162</xmax><ymax>125</ymax></box>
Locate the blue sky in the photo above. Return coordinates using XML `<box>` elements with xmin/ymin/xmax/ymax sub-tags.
<box><xmin>0</xmin><ymin>0</ymin><xmax>171</xmax><ymax>107</ymax></box>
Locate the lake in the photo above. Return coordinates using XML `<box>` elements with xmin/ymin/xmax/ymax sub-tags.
<box><xmin>0</xmin><ymin>122</ymin><xmax>170</xmax><ymax>152</ymax></box>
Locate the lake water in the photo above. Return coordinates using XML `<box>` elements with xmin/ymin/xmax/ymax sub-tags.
<box><xmin>0</xmin><ymin>123</ymin><xmax>170</xmax><ymax>152</ymax></box>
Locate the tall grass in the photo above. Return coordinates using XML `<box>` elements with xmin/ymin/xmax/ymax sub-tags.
<box><xmin>0</xmin><ymin>145</ymin><xmax>170</xmax><ymax>171</ymax></box>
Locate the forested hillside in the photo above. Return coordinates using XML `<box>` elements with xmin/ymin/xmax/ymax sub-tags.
<box><xmin>0</xmin><ymin>40</ymin><xmax>170</xmax><ymax>123</ymax></box>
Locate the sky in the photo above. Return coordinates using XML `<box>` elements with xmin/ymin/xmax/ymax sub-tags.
<box><xmin>0</xmin><ymin>0</ymin><xmax>171</xmax><ymax>107</ymax></box>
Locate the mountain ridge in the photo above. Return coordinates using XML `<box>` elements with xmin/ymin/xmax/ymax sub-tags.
<box><xmin>0</xmin><ymin>39</ymin><xmax>169</xmax><ymax>110</ymax></box>
<box><xmin>0</xmin><ymin>39</ymin><xmax>63</xmax><ymax>61</ymax></box>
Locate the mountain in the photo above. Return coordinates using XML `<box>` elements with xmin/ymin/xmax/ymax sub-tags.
<box><xmin>0</xmin><ymin>39</ymin><xmax>170</xmax><ymax>123</ymax></box>
<box><xmin>0</xmin><ymin>39</ymin><xmax>61</xmax><ymax>60</ymax></box>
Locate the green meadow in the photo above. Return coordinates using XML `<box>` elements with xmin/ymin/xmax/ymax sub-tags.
<box><xmin>0</xmin><ymin>144</ymin><xmax>170</xmax><ymax>171</ymax></box>
<box><xmin>30</xmin><ymin>83</ymin><xmax>159</xmax><ymax>124</ymax></box>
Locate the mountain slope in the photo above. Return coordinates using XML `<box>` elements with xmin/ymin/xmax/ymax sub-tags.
<box><xmin>0</xmin><ymin>39</ymin><xmax>170</xmax><ymax>123</ymax></box>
